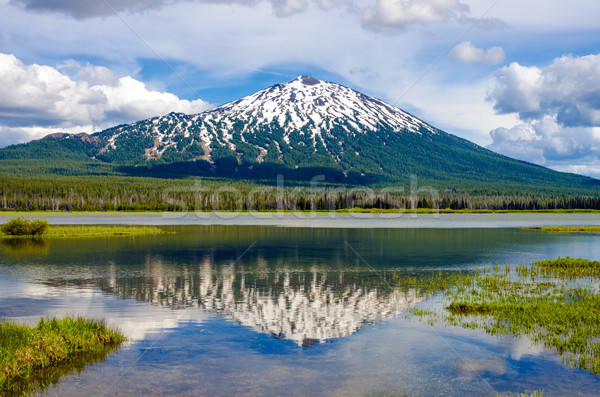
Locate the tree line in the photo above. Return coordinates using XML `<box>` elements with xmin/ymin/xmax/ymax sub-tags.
<box><xmin>1</xmin><ymin>175</ymin><xmax>600</xmax><ymax>212</ymax></box>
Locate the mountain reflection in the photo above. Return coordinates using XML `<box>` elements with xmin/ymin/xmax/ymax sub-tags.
<box><xmin>97</xmin><ymin>255</ymin><xmax>423</xmax><ymax>346</ymax></box>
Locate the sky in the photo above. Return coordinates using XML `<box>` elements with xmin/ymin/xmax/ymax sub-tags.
<box><xmin>0</xmin><ymin>0</ymin><xmax>599</xmax><ymax>177</ymax></box>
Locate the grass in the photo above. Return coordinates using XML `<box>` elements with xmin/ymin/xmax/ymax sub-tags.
<box><xmin>524</xmin><ymin>226</ymin><xmax>600</xmax><ymax>233</ymax></box>
<box><xmin>0</xmin><ymin>224</ymin><xmax>170</xmax><ymax>239</ymax></box>
<box><xmin>0</xmin><ymin>316</ymin><xmax>125</xmax><ymax>395</ymax></box>
<box><xmin>405</xmin><ymin>257</ymin><xmax>600</xmax><ymax>375</ymax></box>
<box><xmin>528</xmin><ymin>257</ymin><xmax>600</xmax><ymax>278</ymax></box>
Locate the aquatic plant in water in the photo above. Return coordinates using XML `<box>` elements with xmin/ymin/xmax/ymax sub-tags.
<box><xmin>0</xmin><ymin>316</ymin><xmax>125</xmax><ymax>395</ymax></box>
<box><xmin>405</xmin><ymin>257</ymin><xmax>600</xmax><ymax>375</ymax></box>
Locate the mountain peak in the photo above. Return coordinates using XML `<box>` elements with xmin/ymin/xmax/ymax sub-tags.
<box><xmin>93</xmin><ymin>76</ymin><xmax>438</xmax><ymax>167</ymax></box>
<box><xmin>293</xmin><ymin>75</ymin><xmax>320</xmax><ymax>86</ymax></box>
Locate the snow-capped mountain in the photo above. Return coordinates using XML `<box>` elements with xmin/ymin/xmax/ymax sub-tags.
<box><xmin>7</xmin><ymin>75</ymin><xmax>599</xmax><ymax>188</ymax></box>
<box><xmin>93</xmin><ymin>75</ymin><xmax>439</xmax><ymax>173</ymax></box>
<box><xmin>210</xmin><ymin>75</ymin><xmax>436</xmax><ymax>141</ymax></box>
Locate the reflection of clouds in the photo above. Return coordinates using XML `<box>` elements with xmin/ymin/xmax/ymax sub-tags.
<box><xmin>455</xmin><ymin>358</ymin><xmax>506</xmax><ymax>380</ymax></box>
<box><xmin>0</xmin><ymin>280</ymin><xmax>209</xmax><ymax>342</ymax></box>
<box><xmin>510</xmin><ymin>336</ymin><xmax>545</xmax><ymax>361</ymax></box>
<box><xmin>100</xmin><ymin>257</ymin><xmax>424</xmax><ymax>346</ymax></box>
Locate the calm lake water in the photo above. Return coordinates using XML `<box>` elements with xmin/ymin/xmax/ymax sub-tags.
<box><xmin>1</xmin><ymin>218</ymin><xmax>600</xmax><ymax>396</ymax></box>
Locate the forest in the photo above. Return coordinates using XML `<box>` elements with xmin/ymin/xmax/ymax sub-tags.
<box><xmin>1</xmin><ymin>173</ymin><xmax>600</xmax><ymax>212</ymax></box>
<box><xmin>1</xmin><ymin>152</ymin><xmax>600</xmax><ymax>212</ymax></box>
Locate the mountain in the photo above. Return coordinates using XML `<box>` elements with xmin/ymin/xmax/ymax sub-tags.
<box><xmin>1</xmin><ymin>75</ymin><xmax>599</xmax><ymax>190</ymax></box>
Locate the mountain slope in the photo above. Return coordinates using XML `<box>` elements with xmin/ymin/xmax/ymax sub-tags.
<box><xmin>93</xmin><ymin>75</ymin><xmax>438</xmax><ymax>169</ymax></box>
<box><xmin>0</xmin><ymin>75</ymin><xmax>598</xmax><ymax>191</ymax></box>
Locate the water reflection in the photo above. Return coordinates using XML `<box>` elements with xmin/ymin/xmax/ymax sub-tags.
<box><xmin>0</xmin><ymin>238</ymin><xmax>49</xmax><ymax>257</ymax></box>
<box><xmin>94</xmin><ymin>255</ymin><xmax>423</xmax><ymax>346</ymax></box>
<box><xmin>1</xmin><ymin>226</ymin><xmax>600</xmax><ymax>395</ymax></box>
<box><xmin>4</xmin><ymin>343</ymin><xmax>121</xmax><ymax>397</ymax></box>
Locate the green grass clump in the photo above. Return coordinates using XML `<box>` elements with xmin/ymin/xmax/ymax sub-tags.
<box><xmin>524</xmin><ymin>226</ymin><xmax>600</xmax><ymax>233</ymax></box>
<box><xmin>0</xmin><ymin>316</ymin><xmax>125</xmax><ymax>394</ymax></box>
<box><xmin>406</xmin><ymin>258</ymin><xmax>600</xmax><ymax>375</ymax></box>
<box><xmin>42</xmin><ymin>225</ymin><xmax>169</xmax><ymax>238</ymax></box>
<box><xmin>0</xmin><ymin>217</ymin><xmax>49</xmax><ymax>236</ymax></box>
<box><xmin>0</xmin><ymin>224</ymin><xmax>169</xmax><ymax>239</ymax></box>
<box><xmin>532</xmin><ymin>256</ymin><xmax>600</xmax><ymax>278</ymax></box>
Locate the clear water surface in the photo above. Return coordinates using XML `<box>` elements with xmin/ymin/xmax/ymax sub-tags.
<box><xmin>1</xmin><ymin>216</ymin><xmax>600</xmax><ymax>396</ymax></box>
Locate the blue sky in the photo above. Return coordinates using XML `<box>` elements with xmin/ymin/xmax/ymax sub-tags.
<box><xmin>0</xmin><ymin>0</ymin><xmax>599</xmax><ymax>177</ymax></box>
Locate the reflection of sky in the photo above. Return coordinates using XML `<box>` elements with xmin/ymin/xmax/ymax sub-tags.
<box><xmin>34</xmin><ymin>311</ymin><xmax>600</xmax><ymax>397</ymax></box>
<box><xmin>2</xmin><ymin>277</ymin><xmax>600</xmax><ymax>396</ymax></box>
<box><xmin>0</xmin><ymin>279</ymin><xmax>210</xmax><ymax>342</ymax></box>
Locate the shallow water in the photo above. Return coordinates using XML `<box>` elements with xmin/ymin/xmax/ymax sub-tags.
<box><xmin>1</xmin><ymin>225</ymin><xmax>600</xmax><ymax>396</ymax></box>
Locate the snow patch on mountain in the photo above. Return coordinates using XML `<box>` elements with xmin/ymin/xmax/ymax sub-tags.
<box><xmin>96</xmin><ymin>76</ymin><xmax>437</xmax><ymax>163</ymax></box>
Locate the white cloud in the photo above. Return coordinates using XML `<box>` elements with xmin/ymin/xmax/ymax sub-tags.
<box><xmin>462</xmin><ymin>0</ymin><xmax>600</xmax><ymax>30</ymax></box>
<box><xmin>0</xmin><ymin>125</ymin><xmax>94</xmax><ymax>147</ymax></box>
<box><xmin>489</xmin><ymin>55</ymin><xmax>600</xmax><ymax>126</ymax></box>
<box><xmin>3</xmin><ymin>0</ymin><xmax>599</xmax><ymax>182</ymax></box>
<box><xmin>450</xmin><ymin>41</ymin><xmax>505</xmax><ymax>66</ymax></box>
<box><xmin>488</xmin><ymin>124</ymin><xmax>545</xmax><ymax>165</ymax></box>
<box><xmin>9</xmin><ymin>0</ymin><xmax>246</xmax><ymax>18</ymax></box>
<box><xmin>10</xmin><ymin>0</ymin><xmax>312</xmax><ymax>19</ymax></box>
<box><xmin>271</xmin><ymin>0</ymin><xmax>307</xmax><ymax>17</ymax></box>
<box><xmin>487</xmin><ymin>54</ymin><xmax>600</xmax><ymax>177</ymax></box>
<box><xmin>362</xmin><ymin>0</ymin><xmax>469</xmax><ymax>33</ymax></box>
<box><xmin>0</xmin><ymin>53</ymin><xmax>211</xmax><ymax>146</ymax></box>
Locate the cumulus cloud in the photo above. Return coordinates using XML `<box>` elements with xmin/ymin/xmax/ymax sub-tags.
<box><xmin>489</xmin><ymin>54</ymin><xmax>600</xmax><ymax>126</ymax></box>
<box><xmin>487</xmin><ymin>54</ymin><xmax>600</xmax><ymax>178</ymax></box>
<box><xmin>10</xmin><ymin>0</ymin><xmax>171</xmax><ymax>18</ymax></box>
<box><xmin>450</xmin><ymin>41</ymin><xmax>505</xmax><ymax>66</ymax></box>
<box><xmin>0</xmin><ymin>53</ymin><xmax>211</xmax><ymax>147</ymax></box>
<box><xmin>11</xmin><ymin>0</ymin><xmax>496</xmax><ymax>29</ymax></box>
<box><xmin>362</xmin><ymin>0</ymin><xmax>469</xmax><ymax>33</ymax></box>
<box><xmin>10</xmin><ymin>0</ymin><xmax>313</xmax><ymax>18</ymax></box>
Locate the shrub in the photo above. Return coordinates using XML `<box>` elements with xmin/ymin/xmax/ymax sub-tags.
<box><xmin>1</xmin><ymin>218</ymin><xmax>49</xmax><ymax>236</ymax></box>
<box><xmin>1</xmin><ymin>217</ymin><xmax>29</xmax><ymax>236</ymax></box>
<box><xmin>27</xmin><ymin>219</ymin><xmax>50</xmax><ymax>236</ymax></box>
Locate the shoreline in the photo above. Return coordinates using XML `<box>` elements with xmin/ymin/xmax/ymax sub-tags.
<box><xmin>1</xmin><ymin>212</ymin><xmax>600</xmax><ymax>228</ymax></box>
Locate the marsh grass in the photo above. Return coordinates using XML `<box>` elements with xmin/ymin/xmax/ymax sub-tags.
<box><xmin>0</xmin><ymin>224</ymin><xmax>169</xmax><ymax>239</ymax></box>
<box><xmin>405</xmin><ymin>258</ymin><xmax>600</xmax><ymax>375</ymax></box>
<box><xmin>531</xmin><ymin>257</ymin><xmax>600</xmax><ymax>278</ymax></box>
<box><xmin>524</xmin><ymin>226</ymin><xmax>600</xmax><ymax>233</ymax></box>
<box><xmin>0</xmin><ymin>316</ymin><xmax>125</xmax><ymax>395</ymax></box>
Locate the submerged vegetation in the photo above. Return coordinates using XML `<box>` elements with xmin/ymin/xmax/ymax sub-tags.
<box><xmin>0</xmin><ymin>316</ymin><xmax>125</xmax><ymax>395</ymax></box>
<box><xmin>0</xmin><ymin>218</ymin><xmax>169</xmax><ymax>239</ymax></box>
<box><xmin>406</xmin><ymin>257</ymin><xmax>600</xmax><ymax>375</ymax></box>
<box><xmin>524</xmin><ymin>226</ymin><xmax>600</xmax><ymax>233</ymax></box>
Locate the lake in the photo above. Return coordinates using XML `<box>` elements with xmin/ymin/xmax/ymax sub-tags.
<box><xmin>1</xmin><ymin>215</ymin><xmax>600</xmax><ymax>396</ymax></box>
